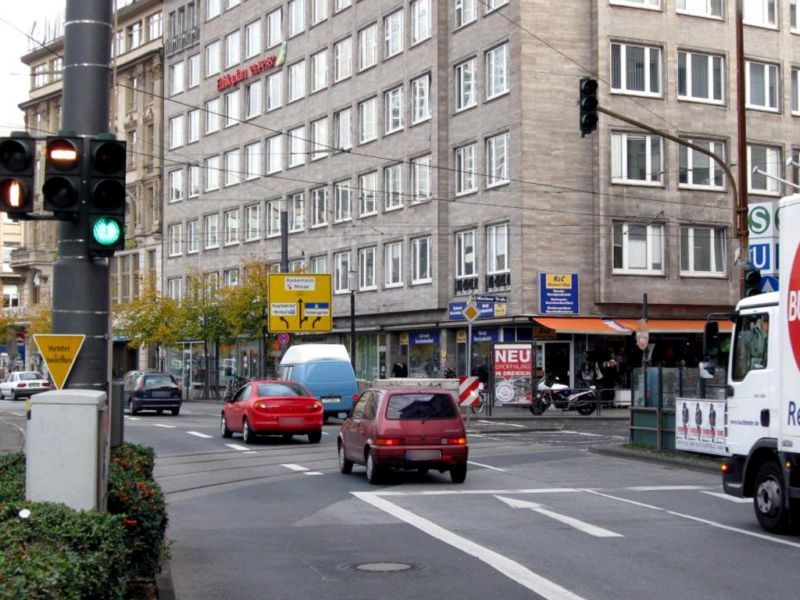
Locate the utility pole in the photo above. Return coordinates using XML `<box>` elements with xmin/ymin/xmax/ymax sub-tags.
<box><xmin>735</xmin><ymin>0</ymin><xmax>749</xmax><ymax>295</ymax></box>
<box><xmin>54</xmin><ymin>0</ymin><xmax>113</xmax><ymax>394</ymax></box>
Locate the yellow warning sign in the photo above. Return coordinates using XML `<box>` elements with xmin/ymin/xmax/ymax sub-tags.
<box><xmin>32</xmin><ymin>334</ymin><xmax>86</xmax><ymax>390</ymax></box>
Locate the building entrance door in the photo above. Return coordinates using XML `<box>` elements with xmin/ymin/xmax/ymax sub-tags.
<box><xmin>536</xmin><ymin>341</ymin><xmax>573</xmax><ymax>388</ymax></box>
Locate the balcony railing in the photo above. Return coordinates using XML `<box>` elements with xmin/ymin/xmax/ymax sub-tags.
<box><xmin>486</xmin><ymin>272</ymin><xmax>511</xmax><ymax>290</ymax></box>
<box><xmin>454</xmin><ymin>276</ymin><xmax>479</xmax><ymax>295</ymax></box>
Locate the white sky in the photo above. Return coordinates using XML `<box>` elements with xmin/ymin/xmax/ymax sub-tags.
<box><xmin>0</xmin><ymin>0</ymin><xmax>63</xmax><ymax>136</ymax></box>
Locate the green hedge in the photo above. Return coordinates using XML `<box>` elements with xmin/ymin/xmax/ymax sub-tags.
<box><xmin>0</xmin><ymin>443</ymin><xmax>167</xmax><ymax>598</ymax></box>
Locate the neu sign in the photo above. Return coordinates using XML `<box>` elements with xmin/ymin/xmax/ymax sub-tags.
<box><xmin>788</xmin><ymin>243</ymin><xmax>800</xmax><ymax>371</ymax></box>
<box><xmin>217</xmin><ymin>43</ymin><xmax>286</xmax><ymax>91</ymax></box>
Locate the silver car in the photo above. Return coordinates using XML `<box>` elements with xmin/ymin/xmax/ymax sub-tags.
<box><xmin>0</xmin><ymin>371</ymin><xmax>51</xmax><ymax>400</ymax></box>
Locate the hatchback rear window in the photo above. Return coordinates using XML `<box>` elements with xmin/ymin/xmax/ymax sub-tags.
<box><xmin>143</xmin><ymin>375</ymin><xmax>178</xmax><ymax>389</ymax></box>
<box><xmin>18</xmin><ymin>372</ymin><xmax>43</xmax><ymax>381</ymax></box>
<box><xmin>385</xmin><ymin>393</ymin><xmax>458</xmax><ymax>420</ymax></box>
<box><xmin>256</xmin><ymin>383</ymin><xmax>308</xmax><ymax>397</ymax></box>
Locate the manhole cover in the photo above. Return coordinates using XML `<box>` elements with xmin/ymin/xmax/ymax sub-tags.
<box><xmin>340</xmin><ymin>562</ymin><xmax>425</xmax><ymax>573</ymax></box>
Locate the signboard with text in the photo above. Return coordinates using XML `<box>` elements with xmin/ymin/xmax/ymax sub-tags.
<box><xmin>448</xmin><ymin>301</ymin><xmax>507</xmax><ymax>320</ymax></box>
<box><xmin>539</xmin><ymin>273</ymin><xmax>579</xmax><ymax>315</ymax></box>
<box><xmin>268</xmin><ymin>274</ymin><xmax>332</xmax><ymax>333</ymax></box>
<box><xmin>675</xmin><ymin>398</ymin><xmax>727</xmax><ymax>456</ymax></box>
<box><xmin>492</xmin><ymin>343</ymin><xmax>535</xmax><ymax>406</ymax></box>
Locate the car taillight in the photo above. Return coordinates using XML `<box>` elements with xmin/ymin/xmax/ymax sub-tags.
<box><xmin>353</xmin><ymin>394</ymin><xmax>359</xmax><ymax>401</ymax></box>
<box><xmin>18</xmin><ymin>383</ymin><xmax>27</xmax><ymax>388</ymax></box>
<box><xmin>309</xmin><ymin>402</ymin><xmax>322</xmax><ymax>411</ymax></box>
<box><xmin>446</xmin><ymin>437</ymin><xmax>468</xmax><ymax>445</ymax></box>
<box><xmin>254</xmin><ymin>401</ymin><xmax>271</xmax><ymax>410</ymax></box>
<box><xmin>42</xmin><ymin>382</ymin><xmax>50</xmax><ymax>388</ymax></box>
<box><xmin>375</xmin><ymin>437</ymin><xmax>403</xmax><ymax>446</ymax></box>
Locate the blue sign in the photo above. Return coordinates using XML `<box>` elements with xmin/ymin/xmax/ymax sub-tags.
<box><xmin>409</xmin><ymin>331</ymin><xmax>440</xmax><ymax>345</ymax></box>
<box><xmin>760</xmin><ymin>275</ymin><xmax>779</xmax><ymax>293</ymax></box>
<box><xmin>448</xmin><ymin>301</ymin><xmax>497</xmax><ymax>320</ymax></box>
<box><xmin>475</xmin><ymin>294</ymin><xmax>507</xmax><ymax>303</ymax></box>
<box><xmin>539</xmin><ymin>273</ymin><xmax>579</xmax><ymax>315</ymax></box>
<box><xmin>472</xmin><ymin>328</ymin><xmax>499</xmax><ymax>343</ymax></box>
<box><xmin>749</xmin><ymin>242</ymin><xmax>774</xmax><ymax>273</ymax></box>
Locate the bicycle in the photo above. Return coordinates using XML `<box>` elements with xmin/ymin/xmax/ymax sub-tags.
<box><xmin>222</xmin><ymin>376</ymin><xmax>247</xmax><ymax>402</ymax></box>
<box><xmin>469</xmin><ymin>388</ymin><xmax>489</xmax><ymax>415</ymax></box>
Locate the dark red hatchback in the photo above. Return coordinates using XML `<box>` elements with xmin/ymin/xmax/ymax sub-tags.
<box><xmin>337</xmin><ymin>387</ymin><xmax>469</xmax><ymax>484</ymax></box>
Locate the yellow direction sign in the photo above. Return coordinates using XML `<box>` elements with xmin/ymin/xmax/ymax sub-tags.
<box><xmin>32</xmin><ymin>334</ymin><xmax>86</xmax><ymax>390</ymax></box>
<box><xmin>268</xmin><ymin>274</ymin><xmax>332</xmax><ymax>333</ymax></box>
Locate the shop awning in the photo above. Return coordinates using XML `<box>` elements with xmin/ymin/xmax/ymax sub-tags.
<box><xmin>531</xmin><ymin>317</ymin><xmax>631</xmax><ymax>336</ymax></box>
<box><xmin>614</xmin><ymin>318</ymin><xmax>732</xmax><ymax>334</ymax></box>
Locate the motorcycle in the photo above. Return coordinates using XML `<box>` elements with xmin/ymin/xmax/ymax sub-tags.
<box><xmin>530</xmin><ymin>376</ymin><xmax>599</xmax><ymax>416</ymax></box>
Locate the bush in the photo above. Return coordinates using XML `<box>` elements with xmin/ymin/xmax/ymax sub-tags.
<box><xmin>0</xmin><ymin>454</ymin><xmax>25</xmax><ymax>504</ymax></box>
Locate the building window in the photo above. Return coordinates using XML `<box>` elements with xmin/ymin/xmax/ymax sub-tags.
<box><xmin>266</xmin><ymin>201</ymin><xmax>281</xmax><ymax>237</ymax></box>
<box><xmin>169</xmin><ymin>115</ymin><xmax>184</xmax><ymax>149</ymax></box>
<box><xmin>411</xmin><ymin>74</ymin><xmax>431</xmax><ymax>123</ymax></box>
<box><xmin>384</xmin><ymin>164</ymin><xmax>403</xmax><ymax>210</ymax></box>
<box><xmin>267</xmin><ymin>135</ymin><xmax>282</xmax><ymax>173</ymax></box>
<box><xmin>289</xmin><ymin>0</ymin><xmax>305</xmax><ymax>37</ymax></box>
<box><xmin>148</xmin><ymin>12</ymin><xmax>163</xmax><ymax>40</ymax></box>
<box><xmin>267</xmin><ymin>8</ymin><xmax>283</xmax><ymax>48</ymax></box>
<box><xmin>359</xmin><ymin>97</ymin><xmax>377</xmax><ymax>143</ymax></box>
<box><xmin>267</xmin><ymin>72</ymin><xmax>283</xmax><ymax>111</ymax></box>
<box><xmin>204</xmin><ymin>214</ymin><xmax>219</xmax><ymax>249</ymax></box>
<box><xmin>334</xmin><ymin>37</ymin><xmax>352</xmax><ymax>82</ymax></box>
<box><xmin>188</xmin><ymin>165</ymin><xmax>200</xmax><ymax>197</ymax></box>
<box><xmin>411</xmin><ymin>236</ymin><xmax>431</xmax><ymax>283</ymax></box>
<box><xmin>679</xmin><ymin>139</ymin><xmax>726</xmax><ymax>189</ymax></box>
<box><xmin>359</xmin><ymin>171</ymin><xmax>378</xmax><ymax>216</ymax></box>
<box><xmin>486</xmin><ymin>133</ymin><xmax>509</xmax><ymax>187</ymax></box>
<box><xmin>311</xmin><ymin>49</ymin><xmax>328</xmax><ymax>92</ymax></box>
<box><xmin>335</xmin><ymin>0</ymin><xmax>353</xmax><ymax>13</ymax></box>
<box><xmin>793</xmin><ymin>68</ymin><xmax>800</xmax><ymax>114</ymax></box>
<box><xmin>748</xmin><ymin>144</ymin><xmax>781</xmax><ymax>194</ymax></box>
<box><xmin>244</xmin><ymin>142</ymin><xmax>260</xmax><ymax>181</ymax></box>
<box><xmin>167</xmin><ymin>278</ymin><xmax>183</xmax><ymax>300</ymax></box>
<box><xmin>205</xmin><ymin>98</ymin><xmax>221</xmax><ymax>134</ymax></box>
<box><xmin>384</xmin><ymin>10</ymin><xmax>403</xmax><ymax>59</ymax></box>
<box><xmin>290</xmin><ymin>193</ymin><xmax>305</xmax><ymax>231</ymax></box>
<box><xmin>310</xmin><ymin>255</ymin><xmax>328</xmax><ymax>274</ymax></box>
<box><xmin>455</xmin><ymin>143</ymin><xmax>477</xmax><ymax>194</ymax></box>
<box><xmin>487</xmin><ymin>223</ymin><xmax>509</xmax><ymax>276</ymax></box>
<box><xmin>335</xmin><ymin>180</ymin><xmax>352</xmax><ymax>222</ymax></box>
<box><xmin>205</xmin><ymin>40</ymin><xmax>220</xmax><ymax>76</ymax></box>
<box><xmin>746</xmin><ymin>60</ymin><xmax>779</xmax><ymax>111</ymax></box>
<box><xmin>334</xmin><ymin>251</ymin><xmax>351</xmax><ymax>293</ymax></box>
<box><xmin>334</xmin><ymin>107</ymin><xmax>352</xmax><ymax>150</ymax></box>
<box><xmin>289</xmin><ymin>126</ymin><xmax>305</xmax><ymax>167</ymax></box>
<box><xmin>205</xmin><ymin>155</ymin><xmax>220</xmax><ymax>190</ymax></box>
<box><xmin>188</xmin><ymin>109</ymin><xmax>200</xmax><ymax>142</ymax></box>
<box><xmin>743</xmin><ymin>0</ymin><xmax>777</xmax><ymax>28</ymax></box>
<box><xmin>312</xmin><ymin>117</ymin><xmax>329</xmax><ymax>160</ymax></box>
<box><xmin>245</xmin><ymin>204</ymin><xmax>260</xmax><ymax>241</ymax></box>
<box><xmin>245</xmin><ymin>20</ymin><xmax>261</xmax><ymax>59</ymax></box>
<box><xmin>359</xmin><ymin>247</ymin><xmax>377</xmax><ymax>290</ymax></box>
<box><xmin>680</xmin><ymin>226</ymin><xmax>725</xmax><ymax>275</ymax></box>
<box><xmin>312</xmin><ymin>0</ymin><xmax>328</xmax><ymax>25</ymax></box>
<box><xmin>678</xmin><ymin>51</ymin><xmax>724</xmax><ymax>103</ymax></box>
<box><xmin>128</xmin><ymin>22</ymin><xmax>143</xmax><ymax>50</ymax></box>
<box><xmin>486</xmin><ymin>0</ymin><xmax>510</xmax><ymax>10</ymax></box>
<box><xmin>455</xmin><ymin>0</ymin><xmax>477</xmax><ymax>28</ymax></box>
<box><xmin>170</xmin><ymin>62</ymin><xmax>184</xmax><ymax>96</ymax></box>
<box><xmin>225</xmin><ymin>0</ymin><xmax>241</xmax><ymax>10</ymax></box>
<box><xmin>311</xmin><ymin>187</ymin><xmax>329</xmax><ymax>227</ymax></box>
<box><xmin>455</xmin><ymin>58</ymin><xmax>477</xmax><ymax>111</ymax></box>
<box><xmin>486</xmin><ymin>44</ymin><xmax>509</xmax><ymax>100</ymax></box>
<box><xmin>792</xmin><ymin>0</ymin><xmax>800</xmax><ymax>30</ymax></box>
<box><xmin>224</xmin><ymin>149</ymin><xmax>240</xmax><ymax>186</ymax></box>
<box><xmin>384</xmin><ymin>242</ymin><xmax>403</xmax><ymax>287</ymax></box>
<box><xmin>169</xmin><ymin>169</ymin><xmax>184</xmax><ymax>202</ymax></box>
<box><xmin>411</xmin><ymin>155</ymin><xmax>432</xmax><ymax>203</ymax></box>
<box><xmin>677</xmin><ymin>0</ymin><xmax>723</xmax><ymax>18</ymax></box>
<box><xmin>385</xmin><ymin>86</ymin><xmax>404</xmax><ymax>134</ymax></box>
<box><xmin>188</xmin><ymin>54</ymin><xmax>200</xmax><ymax>88</ymax></box>
<box><xmin>223</xmin><ymin>269</ymin><xmax>239</xmax><ymax>287</ymax></box>
<box><xmin>359</xmin><ymin>23</ymin><xmax>378</xmax><ymax>71</ymax></box>
<box><xmin>611</xmin><ymin>132</ymin><xmax>663</xmax><ymax>185</ymax></box>
<box><xmin>456</xmin><ymin>230</ymin><xmax>477</xmax><ymax>281</ymax></box>
<box><xmin>612</xmin><ymin>222</ymin><xmax>664</xmax><ymax>274</ymax></box>
<box><xmin>224</xmin><ymin>30</ymin><xmax>240</xmax><ymax>68</ymax></box>
<box><xmin>289</xmin><ymin>61</ymin><xmax>306</xmax><ymax>102</ymax></box>
<box><xmin>224</xmin><ymin>89</ymin><xmax>240</xmax><ymax>126</ymax></box>
<box><xmin>224</xmin><ymin>209</ymin><xmax>239</xmax><ymax>245</ymax></box>
<box><xmin>611</xmin><ymin>43</ymin><xmax>661</xmax><ymax>96</ymax></box>
<box><xmin>187</xmin><ymin>220</ymin><xmax>199</xmax><ymax>254</ymax></box>
<box><xmin>245</xmin><ymin>80</ymin><xmax>262</xmax><ymax>119</ymax></box>
<box><xmin>610</xmin><ymin>0</ymin><xmax>660</xmax><ymax>8</ymax></box>
<box><xmin>411</xmin><ymin>0</ymin><xmax>431</xmax><ymax>44</ymax></box>
<box><xmin>168</xmin><ymin>223</ymin><xmax>182</xmax><ymax>257</ymax></box>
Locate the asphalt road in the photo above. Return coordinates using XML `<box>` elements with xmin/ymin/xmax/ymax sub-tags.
<box><xmin>114</xmin><ymin>401</ymin><xmax>800</xmax><ymax>600</ymax></box>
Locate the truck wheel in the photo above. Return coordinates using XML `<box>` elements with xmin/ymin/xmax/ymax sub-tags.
<box><xmin>754</xmin><ymin>461</ymin><xmax>791</xmax><ymax>534</ymax></box>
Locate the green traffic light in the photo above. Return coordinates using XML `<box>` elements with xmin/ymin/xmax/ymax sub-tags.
<box><xmin>92</xmin><ymin>217</ymin><xmax>122</xmax><ymax>246</ymax></box>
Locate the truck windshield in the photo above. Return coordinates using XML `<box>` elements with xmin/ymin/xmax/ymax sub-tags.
<box><xmin>732</xmin><ymin>313</ymin><xmax>769</xmax><ymax>381</ymax></box>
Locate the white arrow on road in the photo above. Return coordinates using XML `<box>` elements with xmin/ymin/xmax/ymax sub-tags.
<box><xmin>495</xmin><ymin>496</ymin><xmax>623</xmax><ymax>538</ymax></box>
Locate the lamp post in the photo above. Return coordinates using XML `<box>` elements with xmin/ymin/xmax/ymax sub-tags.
<box><xmin>348</xmin><ymin>269</ymin><xmax>356</xmax><ymax>372</ymax></box>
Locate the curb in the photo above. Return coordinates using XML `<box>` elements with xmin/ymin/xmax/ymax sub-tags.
<box><xmin>591</xmin><ymin>446</ymin><xmax>720</xmax><ymax>473</ymax></box>
<box><xmin>155</xmin><ymin>560</ymin><xmax>176</xmax><ymax>600</ymax></box>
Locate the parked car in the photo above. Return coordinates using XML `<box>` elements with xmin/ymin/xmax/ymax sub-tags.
<box><xmin>338</xmin><ymin>387</ymin><xmax>469</xmax><ymax>484</ymax></box>
<box><xmin>124</xmin><ymin>371</ymin><xmax>182</xmax><ymax>415</ymax></box>
<box><xmin>0</xmin><ymin>371</ymin><xmax>50</xmax><ymax>400</ymax></box>
<box><xmin>220</xmin><ymin>380</ymin><xmax>323</xmax><ymax>444</ymax></box>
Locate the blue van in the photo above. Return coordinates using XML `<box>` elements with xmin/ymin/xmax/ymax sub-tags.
<box><xmin>277</xmin><ymin>344</ymin><xmax>358</xmax><ymax>420</ymax></box>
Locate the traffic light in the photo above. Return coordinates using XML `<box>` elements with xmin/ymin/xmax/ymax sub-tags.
<box><xmin>744</xmin><ymin>264</ymin><xmax>762</xmax><ymax>297</ymax></box>
<box><xmin>0</xmin><ymin>133</ymin><xmax>36</xmax><ymax>216</ymax></box>
<box><xmin>43</xmin><ymin>136</ymin><xmax>83</xmax><ymax>219</ymax></box>
<box><xmin>87</xmin><ymin>137</ymin><xmax>126</xmax><ymax>256</ymax></box>
<box><xmin>579</xmin><ymin>77</ymin><xmax>599</xmax><ymax>137</ymax></box>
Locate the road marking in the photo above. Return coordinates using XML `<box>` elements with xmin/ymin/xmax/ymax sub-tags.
<box><xmin>281</xmin><ymin>463</ymin><xmax>309</xmax><ymax>472</ymax></box>
<box><xmin>126</xmin><ymin>417</ymin><xmax>141</xmax><ymax>421</ymax></box>
<box><xmin>375</xmin><ymin>487</ymin><xmax>582</xmax><ymax>497</ymax></box>
<box><xmin>353</xmin><ymin>492</ymin><xmax>585</xmax><ymax>600</ymax></box>
<box><xmin>468</xmin><ymin>460</ymin><xmax>507</xmax><ymax>472</ymax></box>
<box><xmin>187</xmin><ymin>431</ymin><xmax>213</xmax><ymax>439</ymax></box>
<box><xmin>700</xmin><ymin>490</ymin><xmax>751</xmax><ymax>503</ymax></box>
<box><xmin>225</xmin><ymin>443</ymin><xmax>250</xmax><ymax>451</ymax></box>
<box><xmin>495</xmin><ymin>495</ymin><xmax>622</xmax><ymax>538</ymax></box>
<box><xmin>478</xmin><ymin>420</ymin><xmax>525</xmax><ymax>428</ymax></box>
<box><xmin>627</xmin><ymin>485</ymin><xmax>710</xmax><ymax>492</ymax></box>
<box><xmin>243</xmin><ymin>451</ymin><xmax>257</xmax><ymax>455</ymax></box>
<box><xmin>321</xmin><ymin>431</ymin><xmax>330</xmax><ymax>436</ymax></box>
<box><xmin>561</xmin><ymin>430</ymin><xmax>603</xmax><ymax>437</ymax></box>
<box><xmin>154</xmin><ymin>424</ymin><xmax>176</xmax><ymax>429</ymax></box>
<box><xmin>303</xmin><ymin>472</ymin><xmax>324</xmax><ymax>476</ymax></box>
<box><xmin>582</xmin><ymin>489</ymin><xmax>800</xmax><ymax>550</ymax></box>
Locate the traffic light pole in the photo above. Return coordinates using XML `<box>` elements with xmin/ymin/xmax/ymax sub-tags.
<box><xmin>54</xmin><ymin>0</ymin><xmax>113</xmax><ymax>395</ymax></box>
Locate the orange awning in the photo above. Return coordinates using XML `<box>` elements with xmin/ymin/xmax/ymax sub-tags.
<box><xmin>614</xmin><ymin>318</ymin><xmax>732</xmax><ymax>334</ymax></box>
<box><xmin>531</xmin><ymin>317</ymin><xmax>631</xmax><ymax>336</ymax></box>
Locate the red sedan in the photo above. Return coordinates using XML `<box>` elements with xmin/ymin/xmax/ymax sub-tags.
<box><xmin>220</xmin><ymin>380</ymin><xmax>323</xmax><ymax>444</ymax></box>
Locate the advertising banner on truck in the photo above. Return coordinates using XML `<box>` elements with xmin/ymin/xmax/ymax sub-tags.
<box><xmin>492</xmin><ymin>343</ymin><xmax>535</xmax><ymax>405</ymax></box>
<box><xmin>675</xmin><ymin>398</ymin><xmax>726</xmax><ymax>455</ymax></box>
<box><xmin>780</xmin><ymin>195</ymin><xmax>800</xmax><ymax>447</ymax></box>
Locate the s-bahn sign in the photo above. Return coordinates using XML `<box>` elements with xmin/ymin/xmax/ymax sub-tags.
<box><xmin>217</xmin><ymin>42</ymin><xmax>286</xmax><ymax>91</ymax></box>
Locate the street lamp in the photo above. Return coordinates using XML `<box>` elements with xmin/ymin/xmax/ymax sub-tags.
<box><xmin>348</xmin><ymin>269</ymin><xmax>356</xmax><ymax>372</ymax></box>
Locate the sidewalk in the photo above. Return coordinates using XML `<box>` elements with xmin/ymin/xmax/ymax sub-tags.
<box><xmin>0</xmin><ymin>417</ymin><xmax>24</xmax><ymax>455</ymax></box>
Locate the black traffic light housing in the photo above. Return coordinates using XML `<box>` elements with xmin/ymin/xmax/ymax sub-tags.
<box><xmin>744</xmin><ymin>264</ymin><xmax>762</xmax><ymax>297</ymax></box>
<box><xmin>0</xmin><ymin>132</ymin><xmax>36</xmax><ymax>216</ymax></box>
<box><xmin>43</xmin><ymin>136</ymin><xmax>83</xmax><ymax>219</ymax></box>
<box><xmin>87</xmin><ymin>136</ymin><xmax>127</xmax><ymax>257</ymax></box>
<box><xmin>579</xmin><ymin>77</ymin><xmax>599</xmax><ymax>137</ymax></box>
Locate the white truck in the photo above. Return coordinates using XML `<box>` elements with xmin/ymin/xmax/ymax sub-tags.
<box><xmin>704</xmin><ymin>194</ymin><xmax>800</xmax><ymax>533</ymax></box>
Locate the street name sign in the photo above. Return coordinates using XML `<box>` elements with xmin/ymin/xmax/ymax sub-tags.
<box><xmin>32</xmin><ymin>334</ymin><xmax>86</xmax><ymax>389</ymax></box>
<box><xmin>268</xmin><ymin>274</ymin><xmax>332</xmax><ymax>333</ymax></box>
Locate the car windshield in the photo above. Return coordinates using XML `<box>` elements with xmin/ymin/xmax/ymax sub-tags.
<box><xmin>256</xmin><ymin>383</ymin><xmax>308</xmax><ymax>397</ymax></box>
<box><xmin>385</xmin><ymin>393</ymin><xmax>457</xmax><ymax>420</ymax></box>
<box><xmin>143</xmin><ymin>375</ymin><xmax>177</xmax><ymax>389</ymax></box>
<box><xmin>18</xmin><ymin>372</ymin><xmax>42</xmax><ymax>381</ymax></box>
